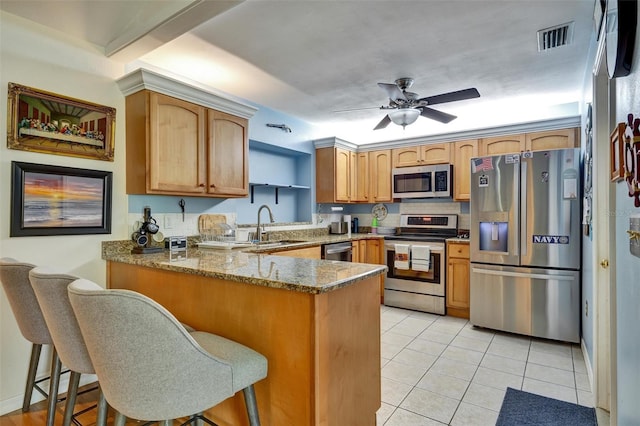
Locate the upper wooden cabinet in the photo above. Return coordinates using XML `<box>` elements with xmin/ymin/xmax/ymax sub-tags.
<box><xmin>479</xmin><ymin>128</ymin><xmax>579</xmax><ymax>156</ymax></box>
<box><xmin>525</xmin><ymin>128</ymin><xmax>578</xmax><ymax>151</ymax></box>
<box><xmin>118</xmin><ymin>69</ymin><xmax>256</xmax><ymax>198</ymax></box>
<box><xmin>316</xmin><ymin>147</ymin><xmax>351</xmax><ymax>203</ymax></box>
<box><xmin>352</xmin><ymin>152</ymin><xmax>369</xmax><ymax>202</ymax></box>
<box><xmin>125</xmin><ymin>90</ymin><xmax>249</xmax><ymax>197</ymax></box>
<box><xmin>316</xmin><ymin>147</ymin><xmax>392</xmax><ymax>203</ymax></box>
<box><xmin>478</xmin><ymin>134</ymin><xmax>526</xmax><ymax>156</ymax></box>
<box><xmin>368</xmin><ymin>150</ymin><xmax>392</xmax><ymax>202</ymax></box>
<box><xmin>452</xmin><ymin>139</ymin><xmax>478</xmax><ymax>201</ymax></box>
<box><xmin>392</xmin><ymin>143</ymin><xmax>450</xmax><ymax>167</ymax></box>
<box><xmin>207</xmin><ymin>110</ymin><xmax>249</xmax><ymax>196</ymax></box>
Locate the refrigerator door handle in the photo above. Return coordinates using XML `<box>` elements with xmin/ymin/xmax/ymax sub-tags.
<box><xmin>471</xmin><ymin>267</ymin><xmax>575</xmax><ymax>281</ymax></box>
<box><xmin>520</xmin><ymin>160</ymin><xmax>527</xmax><ymax>258</ymax></box>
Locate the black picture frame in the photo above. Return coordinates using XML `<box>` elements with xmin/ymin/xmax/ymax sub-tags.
<box><xmin>11</xmin><ymin>161</ymin><xmax>112</xmax><ymax>237</ymax></box>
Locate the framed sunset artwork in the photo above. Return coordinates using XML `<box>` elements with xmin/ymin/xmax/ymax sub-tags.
<box><xmin>10</xmin><ymin>161</ymin><xmax>112</xmax><ymax>236</ymax></box>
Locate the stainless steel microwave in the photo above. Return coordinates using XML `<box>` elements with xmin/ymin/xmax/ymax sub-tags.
<box><xmin>392</xmin><ymin>164</ymin><xmax>453</xmax><ymax>198</ymax></box>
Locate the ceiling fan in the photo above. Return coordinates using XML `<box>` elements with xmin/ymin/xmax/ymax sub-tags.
<box><xmin>373</xmin><ymin>78</ymin><xmax>480</xmax><ymax>130</ymax></box>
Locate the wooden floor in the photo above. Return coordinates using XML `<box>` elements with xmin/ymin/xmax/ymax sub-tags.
<box><xmin>0</xmin><ymin>383</ymin><xmax>215</xmax><ymax>425</ymax></box>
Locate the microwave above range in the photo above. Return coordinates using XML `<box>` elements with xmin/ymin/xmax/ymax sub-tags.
<box><xmin>392</xmin><ymin>164</ymin><xmax>453</xmax><ymax>199</ymax></box>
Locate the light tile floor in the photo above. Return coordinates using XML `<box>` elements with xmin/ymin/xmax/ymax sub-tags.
<box><xmin>377</xmin><ymin>305</ymin><xmax>593</xmax><ymax>426</ymax></box>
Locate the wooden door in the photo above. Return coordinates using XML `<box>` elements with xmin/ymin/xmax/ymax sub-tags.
<box><xmin>369</xmin><ymin>150</ymin><xmax>392</xmax><ymax>202</ymax></box>
<box><xmin>392</xmin><ymin>146</ymin><xmax>421</xmax><ymax>167</ymax></box>
<box><xmin>207</xmin><ymin>110</ymin><xmax>248</xmax><ymax>196</ymax></box>
<box><xmin>365</xmin><ymin>239</ymin><xmax>382</xmax><ymax>264</ymax></box>
<box><xmin>479</xmin><ymin>134</ymin><xmax>526</xmax><ymax>156</ymax></box>
<box><xmin>446</xmin><ymin>242</ymin><xmax>470</xmax><ymax>318</ymax></box>
<box><xmin>335</xmin><ymin>148</ymin><xmax>352</xmax><ymax>202</ymax></box>
<box><xmin>421</xmin><ymin>143</ymin><xmax>450</xmax><ymax>164</ymax></box>
<box><xmin>148</xmin><ymin>92</ymin><xmax>206</xmax><ymax>193</ymax></box>
<box><xmin>452</xmin><ymin>139</ymin><xmax>478</xmax><ymax>201</ymax></box>
<box><xmin>353</xmin><ymin>152</ymin><xmax>369</xmax><ymax>202</ymax></box>
<box><xmin>525</xmin><ymin>128</ymin><xmax>578</xmax><ymax>151</ymax></box>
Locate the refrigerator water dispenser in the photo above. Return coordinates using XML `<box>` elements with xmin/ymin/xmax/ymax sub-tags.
<box><xmin>479</xmin><ymin>222</ymin><xmax>508</xmax><ymax>252</ymax></box>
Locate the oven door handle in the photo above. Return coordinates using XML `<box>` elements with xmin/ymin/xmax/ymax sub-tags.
<box><xmin>325</xmin><ymin>247</ymin><xmax>352</xmax><ymax>255</ymax></box>
<box><xmin>385</xmin><ymin>245</ymin><xmax>444</xmax><ymax>252</ymax></box>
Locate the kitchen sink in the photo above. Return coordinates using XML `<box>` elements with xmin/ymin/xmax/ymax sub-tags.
<box><xmin>253</xmin><ymin>240</ymin><xmax>307</xmax><ymax>248</ymax></box>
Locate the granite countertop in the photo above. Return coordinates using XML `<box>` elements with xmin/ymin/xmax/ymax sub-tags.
<box><xmin>446</xmin><ymin>237</ymin><xmax>470</xmax><ymax>243</ymax></box>
<box><xmin>102</xmin><ymin>233</ymin><xmax>387</xmax><ymax>295</ymax></box>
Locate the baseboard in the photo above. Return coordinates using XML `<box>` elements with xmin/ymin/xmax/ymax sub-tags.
<box><xmin>581</xmin><ymin>337</ymin><xmax>595</xmax><ymax>394</ymax></box>
<box><xmin>0</xmin><ymin>371</ymin><xmax>97</xmax><ymax>416</ymax></box>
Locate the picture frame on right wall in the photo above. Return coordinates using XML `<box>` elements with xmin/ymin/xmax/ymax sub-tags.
<box><xmin>610</xmin><ymin>122</ymin><xmax>626</xmax><ymax>182</ymax></box>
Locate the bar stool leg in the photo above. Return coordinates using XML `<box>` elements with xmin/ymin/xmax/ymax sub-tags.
<box><xmin>243</xmin><ymin>385</ymin><xmax>261</xmax><ymax>426</ymax></box>
<box><xmin>62</xmin><ymin>371</ymin><xmax>81</xmax><ymax>426</ymax></box>
<box><xmin>22</xmin><ymin>343</ymin><xmax>42</xmax><ymax>412</ymax></box>
<box><xmin>45</xmin><ymin>349</ymin><xmax>62</xmax><ymax>426</ymax></box>
<box><xmin>96</xmin><ymin>389</ymin><xmax>108</xmax><ymax>426</ymax></box>
<box><xmin>114</xmin><ymin>411</ymin><xmax>126</xmax><ymax>426</ymax></box>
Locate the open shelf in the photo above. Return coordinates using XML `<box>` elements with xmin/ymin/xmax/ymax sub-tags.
<box><xmin>249</xmin><ymin>183</ymin><xmax>310</xmax><ymax>204</ymax></box>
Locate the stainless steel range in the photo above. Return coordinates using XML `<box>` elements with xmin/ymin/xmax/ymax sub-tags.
<box><xmin>383</xmin><ymin>214</ymin><xmax>458</xmax><ymax>314</ymax></box>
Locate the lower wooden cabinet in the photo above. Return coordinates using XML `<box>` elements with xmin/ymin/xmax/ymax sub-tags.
<box><xmin>270</xmin><ymin>245</ymin><xmax>321</xmax><ymax>259</ymax></box>
<box><xmin>446</xmin><ymin>241</ymin><xmax>470</xmax><ymax>319</ymax></box>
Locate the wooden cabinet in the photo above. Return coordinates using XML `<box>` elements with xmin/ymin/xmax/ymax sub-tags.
<box><xmin>270</xmin><ymin>245</ymin><xmax>321</xmax><ymax>259</ymax></box>
<box><xmin>207</xmin><ymin>110</ymin><xmax>249</xmax><ymax>196</ymax></box>
<box><xmin>316</xmin><ymin>147</ymin><xmax>352</xmax><ymax>203</ymax></box>
<box><xmin>351</xmin><ymin>238</ymin><xmax>384</xmax><ymax>265</ymax></box>
<box><xmin>353</xmin><ymin>152</ymin><xmax>369</xmax><ymax>202</ymax></box>
<box><xmin>525</xmin><ymin>128</ymin><xmax>578</xmax><ymax>151</ymax></box>
<box><xmin>316</xmin><ymin>148</ymin><xmax>391</xmax><ymax>203</ymax></box>
<box><xmin>478</xmin><ymin>134</ymin><xmax>526</xmax><ymax>156</ymax></box>
<box><xmin>352</xmin><ymin>240</ymin><xmax>366</xmax><ymax>262</ymax></box>
<box><xmin>446</xmin><ymin>241</ymin><xmax>470</xmax><ymax>319</ymax></box>
<box><xmin>392</xmin><ymin>143</ymin><xmax>450</xmax><ymax>167</ymax></box>
<box><xmin>125</xmin><ymin>90</ymin><xmax>248</xmax><ymax>197</ymax></box>
<box><xmin>368</xmin><ymin>150</ymin><xmax>392</xmax><ymax>202</ymax></box>
<box><xmin>479</xmin><ymin>128</ymin><xmax>579</xmax><ymax>156</ymax></box>
<box><xmin>451</xmin><ymin>139</ymin><xmax>478</xmax><ymax>201</ymax></box>
<box><xmin>365</xmin><ymin>238</ymin><xmax>383</xmax><ymax>265</ymax></box>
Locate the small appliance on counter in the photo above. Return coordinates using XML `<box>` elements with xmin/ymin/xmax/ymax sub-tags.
<box><xmin>329</xmin><ymin>221</ymin><xmax>349</xmax><ymax>234</ymax></box>
<box><xmin>131</xmin><ymin>207</ymin><xmax>163</xmax><ymax>254</ymax></box>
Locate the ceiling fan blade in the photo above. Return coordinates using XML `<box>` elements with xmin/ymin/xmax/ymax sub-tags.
<box><xmin>419</xmin><ymin>88</ymin><xmax>480</xmax><ymax>106</ymax></box>
<box><xmin>420</xmin><ymin>107</ymin><xmax>457</xmax><ymax>123</ymax></box>
<box><xmin>333</xmin><ymin>106</ymin><xmax>382</xmax><ymax>113</ymax></box>
<box><xmin>373</xmin><ymin>115</ymin><xmax>392</xmax><ymax>130</ymax></box>
<box><xmin>377</xmin><ymin>82</ymin><xmax>407</xmax><ymax>101</ymax></box>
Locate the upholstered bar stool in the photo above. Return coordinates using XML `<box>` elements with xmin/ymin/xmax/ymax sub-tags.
<box><xmin>68</xmin><ymin>278</ymin><xmax>268</xmax><ymax>426</ymax></box>
<box><xmin>29</xmin><ymin>266</ymin><xmax>108</xmax><ymax>426</ymax></box>
<box><xmin>0</xmin><ymin>258</ymin><xmax>62</xmax><ymax>426</ymax></box>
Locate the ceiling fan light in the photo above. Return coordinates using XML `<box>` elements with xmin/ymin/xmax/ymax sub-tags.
<box><xmin>388</xmin><ymin>108</ymin><xmax>421</xmax><ymax>128</ymax></box>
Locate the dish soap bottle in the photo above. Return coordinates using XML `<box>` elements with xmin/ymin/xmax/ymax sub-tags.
<box><xmin>371</xmin><ymin>217</ymin><xmax>378</xmax><ymax>234</ymax></box>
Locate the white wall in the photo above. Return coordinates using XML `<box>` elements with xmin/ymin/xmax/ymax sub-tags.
<box><xmin>0</xmin><ymin>12</ymin><xmax>129</xmax><ymax>413</ymax></box>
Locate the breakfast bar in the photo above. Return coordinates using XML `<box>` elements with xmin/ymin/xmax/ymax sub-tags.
<box><xmin>103</xmin><ymin>243</ymin><xmax>386</xmax><ymax>426</ymax></box>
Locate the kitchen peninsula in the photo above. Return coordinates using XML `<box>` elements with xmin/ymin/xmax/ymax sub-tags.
<box><xmin>102</xmin><ymin>241</ymin><xmax>386</xmax><ymax>426</ymax></box>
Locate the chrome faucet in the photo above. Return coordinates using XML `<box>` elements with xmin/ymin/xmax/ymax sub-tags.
<box><xmin>256</xmin><ymin>204</ymin><xmax>275</xmax><ymax>243</ymax></box>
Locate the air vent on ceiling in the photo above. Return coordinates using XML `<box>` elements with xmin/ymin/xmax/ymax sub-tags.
<box><xmin>537</xmin><ymin>22</ymin><xmax>574</xmax><ymax>51</ymax></box>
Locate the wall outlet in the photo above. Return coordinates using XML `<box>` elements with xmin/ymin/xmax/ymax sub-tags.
<box><xmin>163</xmin><ymin>215</ymin><xmax>174</xmax><ymax>230</ymax></box>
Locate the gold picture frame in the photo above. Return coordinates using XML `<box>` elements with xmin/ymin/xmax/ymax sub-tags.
<box><xmin>7</xmin><ymin>83</ymin><xmax>116</xmax><ymax>161</ymax></box>
<box><xmin>610</xmin><ymin>122</ymin><xmax>626</xmax><ymax>182</ymax></box>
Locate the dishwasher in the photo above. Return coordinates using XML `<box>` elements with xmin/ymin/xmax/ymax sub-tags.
<box><xmin>322</xmin><ymin>242</ymin><xmax>352</xmax><ymax>262</ymax></box>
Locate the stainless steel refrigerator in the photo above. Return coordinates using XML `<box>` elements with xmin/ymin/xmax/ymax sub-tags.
<box><xmin>469</xmin><ymin>148</ymin><xmax>581</xmax><ymax>343</ymax></box>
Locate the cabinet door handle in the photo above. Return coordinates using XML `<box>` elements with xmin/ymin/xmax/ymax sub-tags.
<box><xmin>198</xmin><ymin>183</ymin><xmax>205</xmax><ymax>187</ymax></box>
<box><xmin>210</xmin><ymin>184</ymin><xmax>216</xmax><ymax>188</ymax></box>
